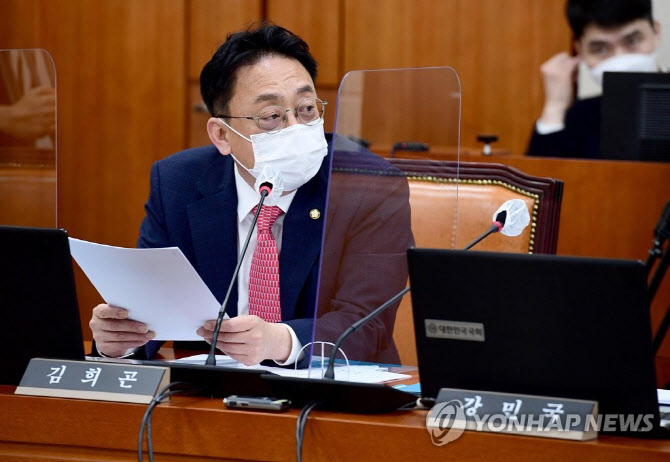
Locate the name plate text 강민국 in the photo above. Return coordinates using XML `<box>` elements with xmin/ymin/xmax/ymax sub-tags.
<box><xmin>427</xmin><ymin>388</ymin><xmax>598</xmax><ymax>441</ymax></box>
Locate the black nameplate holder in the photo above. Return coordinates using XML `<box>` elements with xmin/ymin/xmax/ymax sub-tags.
<box><xmin>15</xmin><ymin>358</ymin><xmax>170</xmax><ymax>404</ymax></box>
<box><xmin>427</xmin><ymin>388</ymin><xmax>598</xmax><ymax>441</ymax></box>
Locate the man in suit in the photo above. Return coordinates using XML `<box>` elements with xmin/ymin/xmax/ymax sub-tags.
<box><xmin>527</xmin><ymin>0</ymin><xmax>662</xmax><ymax>159</ymax></box>
<box><xmin>89</xmin><ymin>24</ymin><xmax>412</xmax><ymax>366</ymax></box>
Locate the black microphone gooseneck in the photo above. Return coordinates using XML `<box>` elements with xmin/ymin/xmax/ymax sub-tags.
<box><xmin>205</xmin><ymin>183</ymin><xmax>272</xmax><ymax>366</ymax></box>
<box><xmin>322</xmin><ymin>210</ymin><xmax>510</xmax><ymax>380</ymax></box>
<box><xmin>648</xmin><ymin>201</ymin><xmax>670</xmax><ymax>354</ymax></box>
<box><xmin>463</xmin><ymin>210</ymin><xmax>507</xmax><ymax>250</ymax></box>
<box><xmin>645</xmin><ymin>201</ymin><xmax>670</xmax><ymax>301</ymax></box>
<box><xmin>645</xmin><ymin>200</ymin><xmax>670</xmax><ymax>277</ymax></box>
<box><xmin>323</xmin><ymin>287</ymin><xmax>410</xmax><ymax>380</ymax></box>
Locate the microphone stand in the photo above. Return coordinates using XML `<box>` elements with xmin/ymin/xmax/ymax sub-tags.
<box><xmin>323</xmin><ymin>214</ymin><xmax>509</xmax><ymax>379</ymax></box>
<box><xmin>463</xmin><ymin>222</ymin><xmax>503</xmax><ymax>250</ymax></box>
<box><xmin>323</xmin><ymin>287</ymin><xmax>410</xmax><ymax>380</ymax></box>
<box><xmin>463</xmin><ymin>211</ymin><xmax>506</xmax><ymax>251</ymax></box>
<box><xmin>205</xmin><ymin>187</ymin><xmax>269</xmax><ymax>366</ymax></box>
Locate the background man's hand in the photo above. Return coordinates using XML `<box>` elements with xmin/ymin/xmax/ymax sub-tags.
<box><xmin>89</xmin><ymin>304</ymin><xmax>155</xmax><ymax>357</ymax></box>
<box><xmin>0</xmin><ymin>87</ymin><xmax>56</xmax><ymax>139</ymax></box>
<box><xmin>538</xmin><ymin>52</ymin><xmax>580</xmax><ymax>126</ymax></box>
<box><xmin>197</xmin><ymin>315</ymin><xmax>292</xmax><ymax>366</ymax></box>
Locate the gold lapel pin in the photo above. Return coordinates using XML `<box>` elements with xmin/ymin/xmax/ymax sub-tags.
<box><xmin>309</xmin><ymin>209</ymin><xmax>321</xmax><ymax>220</ymax></box>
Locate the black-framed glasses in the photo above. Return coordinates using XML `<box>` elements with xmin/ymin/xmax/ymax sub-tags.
<box><xmin>217</xmin><ymin>97</ymin><xmax>327</xmax><ymax>133</ymax></box>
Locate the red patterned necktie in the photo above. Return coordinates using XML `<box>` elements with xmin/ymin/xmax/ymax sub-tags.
<box><xmin>248</xmin><ymin>205</ymin><xmax>284</xmax><ymax>323</ymax></box>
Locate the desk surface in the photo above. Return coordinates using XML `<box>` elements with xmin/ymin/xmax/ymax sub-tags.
<box><xmin>2</xmin><ymin>384</ymin><xmax>670</xmax><ymax>462</ymax></box>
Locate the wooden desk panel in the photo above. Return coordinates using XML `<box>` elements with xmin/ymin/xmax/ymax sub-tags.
<box><xmin>1</xmin><ymin>386</ymin><xmax>669</xmax><ymax>462</ymax></box>
<box><xmin>0</xmin><ymin>166</ymin><xmax>56</xmax><ymax>228</ymax></box>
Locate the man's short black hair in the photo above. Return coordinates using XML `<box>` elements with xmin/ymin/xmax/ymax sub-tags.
<box><xmin>200</xmin><ymin>23</ymin><xmax>318</xmax><ymax>116</ymax></box>
<box><xmin>566</xmin><ymin>0</ymin><xmax>654</xmax><ymax>40</ymax></box>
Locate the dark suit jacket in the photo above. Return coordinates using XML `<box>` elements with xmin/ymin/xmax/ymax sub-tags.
<box><xmin>133</xmin><ymin>136</ymin><xmax>413</xmax><ymax>364</ymax></box>
<box><xmin>526</xmin><ymin>96</ymin><xmax>601</xmax><ymax>159</ymax></box>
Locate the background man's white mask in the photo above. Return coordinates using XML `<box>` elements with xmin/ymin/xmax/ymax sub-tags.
<box><xmin>588</xmin><ymin>52</ymin><xmax>658</xmax><ymax>86</ymax></box>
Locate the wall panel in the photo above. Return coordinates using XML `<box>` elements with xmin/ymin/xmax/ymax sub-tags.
<box><xmin>188</xmin><ymin>0</ymin><xmax>262</xmax><ymax>81</ymax></box>
<box><xmin>187</xmin><ymin>0</ymin><xmax>262</xmax><ymax>147</ymax></box>
<box><xmin>342</xmin><ymin>0</ymin><xmax>570</xmax><ymax>155</ymax></box>
<box><xmin>266</xmin><ymin>0</ymin><xmax>341</xmax><ymax>87</ymax></box>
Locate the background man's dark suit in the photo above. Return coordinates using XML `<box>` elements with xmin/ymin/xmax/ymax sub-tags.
<box><xmin>527</xmin><ymin>96</ymin><xmax>601</xmax><ymax>159</ymax></box>
<box><xmin>136</xmin><ymin>136</ymin><xmax>413</xmax><ymax>363</ymax></box>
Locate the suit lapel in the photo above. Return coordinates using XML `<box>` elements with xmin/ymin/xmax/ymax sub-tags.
<box><xmin>187</xmin><ymin>155</ymin><xmax>239</xmax><ymax>317</ymax></box>
<box><xmin>279</xmin><ymin>162</ymin><xmax>329</xmax><ymax>320</ymax></box>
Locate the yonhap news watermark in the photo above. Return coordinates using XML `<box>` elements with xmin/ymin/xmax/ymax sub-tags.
<box><xmin>426</xmin><ymin>396</ymin><xmax>655</xmax><ymax>446</ymax></box>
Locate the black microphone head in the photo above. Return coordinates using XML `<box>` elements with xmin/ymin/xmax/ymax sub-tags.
<box><xmin>495</xmin><ymin>210</ymin><xmax>507</xmax><ymax>227</ymax></box>
<box><xmin>258</xmin><ymin>182</ymin><xmax>273</xmax><ymax>197</ymax></box>
<box><xmin>493</xmin><ymin>199</ymin><xmax>530</xmax><ymax>237</ymax></box>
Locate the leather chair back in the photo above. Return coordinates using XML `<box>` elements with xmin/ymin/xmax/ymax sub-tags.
<box><xmin>388</xmin><ymin>159</ymin><xmax>564</xmax><ymax>365</ymax></box>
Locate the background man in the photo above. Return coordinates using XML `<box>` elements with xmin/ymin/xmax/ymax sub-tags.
<box><xmin>527</xmin><ymin>0</ymin><xmax>662</xmax><ymax>158</ymax></box>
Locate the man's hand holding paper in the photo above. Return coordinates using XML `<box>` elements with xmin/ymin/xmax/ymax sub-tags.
<box><xmin>89</xmin><ymin>304</ymin><xmax>155</xmax><ymax>357</ymax></box>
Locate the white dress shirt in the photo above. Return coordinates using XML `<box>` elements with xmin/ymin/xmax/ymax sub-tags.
<box><xmin>535</xmin><ymin>120</ymin><xmax>565</xmax><ymax>135</ymax></box>
<box><xmin>232</xmin><ymin>164</ymin><xmax>304</xmax><ymax>366</ymax></box>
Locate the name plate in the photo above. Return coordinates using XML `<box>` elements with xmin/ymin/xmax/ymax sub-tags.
<box><xmin>15</xmin><ymin>358</ymin><xmax>170</xmax><ymax>404</ymax></box>
<box><xmin>426</xmin><ymin>388</ymin><xmax>598</xmax><ymax>442</ymax></box>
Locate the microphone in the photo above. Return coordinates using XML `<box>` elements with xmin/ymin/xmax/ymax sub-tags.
<box><xmin>323</xmin><ymin>287</ymin><xmax>410</xmax><ymax>380</ymax></box>
<box><xmin>258</xmin><ymin>182</ymin><xmax>272</xmax><ymax>197</ymax></box>
<box><xmin>463</xmin><ymin>198</ymin><xmax>530</xmax><ymax>250</ymax></box>
<box><xmin>205</xmin><ymin>182</ymin><xmax>273</xmax><ymax>366</ymax></box>
<box><xmin>254</xmin><ymin>166</ymin><xmax>284</xmax><ymax>202</ymax></box>
<box><xmin>322</xmin><ymin>199</ymin><xmax>530</xmax><ymax>380</ymax></box>
<box><xmin>463</xmin><ymin>211</ymin><xmax>506</xmax><ymax>250</ymax></box>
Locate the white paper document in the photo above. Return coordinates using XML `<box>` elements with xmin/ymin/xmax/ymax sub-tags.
<box><xmin>174</xmin><ymin>354</ymin><xmax>411</xmax><ymax>384</ymax></box>
<box><xmin>68</xmin><ymin>238</ymin><xmax>221</xmax><ymax>340</ymax></box>
<box><xmin>658</xmin><ymin>389</ymin><xmax>670</xmax><ymax>406</ymax></box>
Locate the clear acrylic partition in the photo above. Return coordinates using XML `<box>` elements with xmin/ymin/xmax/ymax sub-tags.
<box><xmin>0</xmin><ymin>49</ymin><xmax>57</xmax><ymax>228</ymax></box>
<box><xmin>308</xmin><ymin>67</ymin><xmax>461</xmax><ymax>376</ymax></box>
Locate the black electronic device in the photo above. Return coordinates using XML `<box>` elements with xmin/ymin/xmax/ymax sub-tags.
<box><xmin>408</xmin><ymin>248</ymin><xmax>663</xmax><ymax>435</ymax></box>
<box><xmin>0</xmin><ymin>226</ymin><xmax>85</xmax><ymax>385</ymax></box>
<box><xmin>601</xmin><ymin>71</ymin><xmax>670</xmax><ymax>162</ymax></box>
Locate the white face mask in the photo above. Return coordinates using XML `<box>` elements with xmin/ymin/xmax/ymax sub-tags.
<box><xmin>588</xmin><ymin>52</ymin><xmax>658</xmax><ymax>86</ymax></box>
<box><xmin>219</xmin><ymin>118</ymin><xmax>328</xmax><ymax>204</ymax></box>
